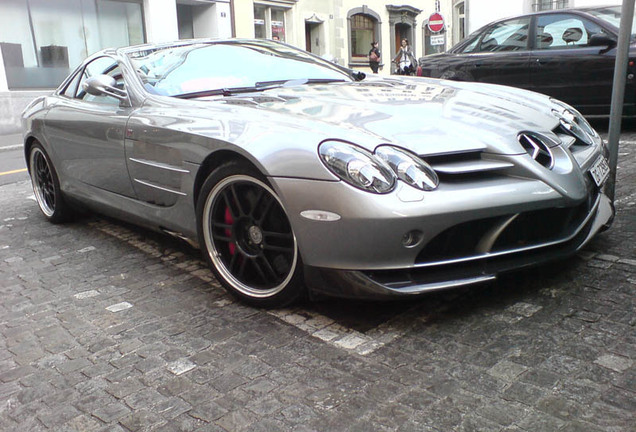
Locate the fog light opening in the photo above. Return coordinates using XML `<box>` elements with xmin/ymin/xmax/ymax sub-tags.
<box><xmin>402</xmin><ymin>230</ymin><xmax>423</xmax><ymax>248</ymax></box>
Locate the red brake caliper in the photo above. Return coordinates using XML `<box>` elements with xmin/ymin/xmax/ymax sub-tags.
<box><xmin>224</xmin><ymin>206</ymin><xmax>235</xmax><ymax>255</ymax></box>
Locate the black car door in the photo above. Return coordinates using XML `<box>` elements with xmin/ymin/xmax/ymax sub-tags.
<box><xmin>446</xmin><ymin>17</ymin><xmax>532</xmax><ymax>89</ymax></box>
<box><xmin>529</xmin><ymin>13</ymin><xmax>616</xmax><ymax>116</ymax></box>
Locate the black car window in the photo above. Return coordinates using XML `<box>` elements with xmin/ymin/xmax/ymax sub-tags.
<box><xmin>475</xmin><ymin>18</ymin><xmax>530</xmax><ymax>53</ymax></box>
<box><xmin>75</xmin><ymin>56</ymin><xmax>126</xmax><ymax>105</ymax></box>
<box><xmin>535</xmin><ymin>14</ymin><xmax>604</xmax><ymax>50</ymax></box>
<box><xmin>457</xmin><ymin>35</ymin><xmax>480</xmax><ymax>53</ymax></box>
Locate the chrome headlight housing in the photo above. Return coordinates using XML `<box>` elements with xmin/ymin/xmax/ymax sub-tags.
<box><xmin>551</xmin><ymin>99</ymin><xmax>599</xmax><ymax>145</ymax></box>
<box><xmin>319</xmin><ymin>141</ymin><xmax>396</xmax><ymax>193</ymax></box>
<box><xmin>375</xmin><ymin>146</ymin><xmax>439</xmax><ymax>191</ymax></box>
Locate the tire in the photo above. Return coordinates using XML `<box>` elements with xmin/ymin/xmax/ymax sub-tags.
<box><xmin>197</xmin><ymin>161</ymin><xmax>305</xmax><ymax>307</ymax></box>
<box><xmin>28</xmin><ymin>142</ymin><xmax>73</xmax><ymax>223</ymax></box>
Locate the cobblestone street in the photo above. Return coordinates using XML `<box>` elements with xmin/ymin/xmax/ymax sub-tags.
<box><xmin>0</xmin><ymin>130</ymin><xmax>634</xmax><ymax>431</ymax></box>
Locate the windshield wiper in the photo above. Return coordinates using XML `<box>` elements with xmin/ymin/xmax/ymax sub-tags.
<box><xmin>174</xmin><ymin>78</ymin><xmax>347</xmax><ymax>99</ymax></box>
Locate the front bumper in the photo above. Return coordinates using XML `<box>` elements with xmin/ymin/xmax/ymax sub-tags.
<box><xmin>271</xmin><ymin>155</ymin><xmax>613</xmax><ymax>300</ymax></box>
<box><xmin>304</xmin><ymin>192</ymin><xmax>613</xmax><ymax>300</ymax></box>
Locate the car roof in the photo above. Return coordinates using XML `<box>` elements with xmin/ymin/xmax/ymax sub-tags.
<box><xmin>482</xmin><ymin>5</ymin><xmax>620</xmax><ymax>26</ymax></box>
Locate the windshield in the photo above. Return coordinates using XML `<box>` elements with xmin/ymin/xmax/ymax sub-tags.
<box><xmin>126</xmin><ymin>40</ymin><xmax>352</xmax><ymax>97</ymax></box>
<box><xmin>587</xmin><ymin>6</ymin><xmax>636</xmax><ymax>37</ymax></box>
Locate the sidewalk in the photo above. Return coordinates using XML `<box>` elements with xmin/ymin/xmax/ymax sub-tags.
<box><xmin>0</xmin><ymin>133</ymin><xmax>22</xmax><ymax>150</ymax></box>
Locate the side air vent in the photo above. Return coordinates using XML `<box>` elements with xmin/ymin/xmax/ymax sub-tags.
<box><xmin>518</xmin><ymin>133</ymin><xmax>554</xmax><ymax>169</ymax></box>
<box><xmin>422</xmin><ymin>151</ymin><xmax>513</xmax><ymax>181</ymax></box>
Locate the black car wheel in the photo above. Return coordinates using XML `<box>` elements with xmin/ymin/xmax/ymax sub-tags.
<box><xmin>197</xmin><ymin>161</ymin><xmax>305</xmax><ymax>307</ymax></box>
<box><xmin>29</xmin><ymin>142</ymin><xmax>72</xmax><ymax>223</ymax></box>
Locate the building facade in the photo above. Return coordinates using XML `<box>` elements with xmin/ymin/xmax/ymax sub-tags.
<box><xmin>233</xmin><ymin>0</ymin><xmax>461</xmax><ymax>75</ymax></box>
<box><xmin>0</xmin><ymin>0</ymin><xmax>466</xmax><ymax>94</ymax></box>
<box><xmin>465</xmin><ymin>0</ymin><xmax>619</xmax><ymax>35</ymax></box>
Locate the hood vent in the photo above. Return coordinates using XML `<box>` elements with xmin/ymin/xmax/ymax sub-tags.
<box><xmin>421</xmin><ymin>151</ymin><xmax>514</xmax><ymax>181</ymax></box>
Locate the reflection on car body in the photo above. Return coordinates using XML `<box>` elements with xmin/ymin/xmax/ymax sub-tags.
<box><xmin>23</xmin><ymin>38</ymin><xmax>614</xmax><ymax>307</ymax></box>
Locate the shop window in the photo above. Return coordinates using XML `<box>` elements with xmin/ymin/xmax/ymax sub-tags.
<box><xmin>253</xmin><ymin>4</ymin><xmax>287</xmax><ymax>41</ymax></box>
<box><xmin>0</xmin><ymin>0</ymin><xmax>144</xmax><ymax>89</ymax></box>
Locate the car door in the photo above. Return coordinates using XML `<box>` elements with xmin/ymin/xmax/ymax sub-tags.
<box><xmin>529</xmin><ymin>13</ymin><xmax>616</xmax><ymax>116</ymax></box>
<box><xmin>449</xmin><ymin>17</ymin><xmax>532</xmax><ymax>89</ymax></box>
<box><xmin>44</xmin><ymin>56</ymin><xmax>137</xmax><ymax>198</ymax></box>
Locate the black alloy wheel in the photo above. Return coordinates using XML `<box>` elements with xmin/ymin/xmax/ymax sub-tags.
<box><xmin>197</xmin><ymin>161</ymin><xmax>304</xmax><ymax>307</ymax></box>
<box><xmin>29</xmin><ymin>142</ymin><xmax>72</xmax><ymax>223</ymax></box>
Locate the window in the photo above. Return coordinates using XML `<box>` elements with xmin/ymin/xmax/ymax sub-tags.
<box><xmin>350</xmin><ymin>14</ymin><xmax>376</xmax><ymax>57</ymax></box>
<box><xmin>533</xmin><ymin>1</ymin><xmax>569</xmax><ymax>12</ymax></box>
<box><xmin>75</xmin><ymin>56</ymin><xmax>125</xmax><ymax>105</ymax></box>
<box><xmin>424</xmin><ymin>24</ymin><xmax>446</xmax><ymax>55</ymax></box>
<box><xmin>474</xmin><ymin>18</ymin><xmax>530</xmax><ymax>53</ymax></box>
<box><xmin>535</xmin><ymin>14</ymin><xmax>604</xmax><ymax>50</ymax></box>
<box><xmin>0</xmin><ymin>0</ymin><xmax>144</xmax><ymax>89</ymax></box>
<box><xmin>60</xmin><ymin>70</ymin><xmax>82</xmax><ymax>98</ymax></box>
<box><xmin>253</xmin><ymin>4</ymin><xmax>287</xmax><ymax>41</ymax></box>
<box><xmin>453</xmin><ymin>1</ymin><xmax>466</xmax><ymax>45</ymax></box>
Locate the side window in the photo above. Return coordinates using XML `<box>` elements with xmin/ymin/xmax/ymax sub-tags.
<box><xmin>536</xmin><ymin>14</ymin><xmax>604</xmax><ymax>50</ymax></box>
<box><xmin>75</xmin><ymin>57</ymin><xmax>125</xmax><ymax>105</ymax></box>
<box><xmin>476</xmin><ymin>18</ymin><xmax>530</xmax><ymax>52</ymax></box>
<box><xmin>457</xmin><ymin>34</ymin><xmax>481</xmax><ymax>53</ymax></box>
<box><xmin>60</xmin><ymin>71</ymin><xmax>82</xmax><ymax>98</ymax></box>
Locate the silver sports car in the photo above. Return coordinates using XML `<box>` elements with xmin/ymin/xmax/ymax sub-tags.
<box><xmin>23</xmin><ymin>39</ymin><xmax>614</xmax><ymax>307</ymax></box>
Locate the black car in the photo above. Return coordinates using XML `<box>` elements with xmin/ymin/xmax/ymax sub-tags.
<box><xmin>418</xmin><ymin>6</ymin><xmax>636</xmax><ymax>118</ymax></box>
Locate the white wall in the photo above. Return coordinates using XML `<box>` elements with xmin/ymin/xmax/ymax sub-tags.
<box><xmin>572</xmin><ymin>0</ymin><xmax>617</xmax><ymax>7</ymax></box>
<box><xmin>143</xmin><ymin>0</ymin><xmax>179</xmax><ymax>42</ymax></box>
<box><xmin>467</xmin><ymin>0</ymin><xmax>526</xmax><ymax>34</ymax></box>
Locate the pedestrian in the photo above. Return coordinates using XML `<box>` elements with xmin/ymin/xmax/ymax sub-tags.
<box><xmin>393</xmin><ymin>38</ymin><xmax>417</xmax><ymax>75</ymax></box>
<box><xmin>368</xmin><ymin>41</ymin><xmax>381</xmax><ymax>74</ymax></box>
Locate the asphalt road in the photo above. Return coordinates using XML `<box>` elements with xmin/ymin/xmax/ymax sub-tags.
<box><xmin>0</xmin><ymin>148</ymin><xmax>28</xmax><ymax>186</ymax></box>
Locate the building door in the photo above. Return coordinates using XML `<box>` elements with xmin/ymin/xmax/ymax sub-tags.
<box><xmin>305</xmin><ymin>22</ymin><xmax>322</xmax><ymax>54</ymax></box>
<box><xmin>395</xmin><ymin>23</ymin><xmax>412</xmax><ymax>53</ymax></box>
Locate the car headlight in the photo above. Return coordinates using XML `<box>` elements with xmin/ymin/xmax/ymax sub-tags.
<box><xmin>551</xmin><ymin>99</ymin><xmax>599</xmax><ymax>145</ymax></box>
<box><xmin>375</xmin><ymin>146</ymin><xmax>439</xmax><ymax>191</ymax></box>
<box><xmin>319</xmin><ymin>141</ymin><xmax>396</xmax><ymax>193</ymax></box>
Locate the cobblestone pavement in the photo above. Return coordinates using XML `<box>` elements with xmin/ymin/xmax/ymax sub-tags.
<box><xmin>0</xmin><ymin>130</ymin><xmax>634</xmax><ymax>431</ymax></box>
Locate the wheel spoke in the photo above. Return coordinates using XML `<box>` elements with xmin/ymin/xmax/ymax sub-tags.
<box><xmin>256</xmin><ymin>195</ymin><xmax>275</xmax><ymax>224</ymax></box>
<box><xmin>263</xmin><ymin>244</ymin><xmax>295</xmax><ymax>254</ymax></box>
<box><xmin>221</xmin><ymin>189</ymin><xmax>239</xmax><ymax>219</ymax></box>
<box><xmin>250</xmin><ymin>257</ymin><xmax>269</xmax><ymax>283</ymax></box>
<box><xmin>248</xmin><ymin>188</ymin><xmax>265</xmax><ymax>218</ymax></box>
<box><xmin>258</xmin><ymin>255</ymin><xmax>279</xmax><ymax>280</ymax></box>
<box><xmin>230</xmin><ymin>184</ymin><xmax>246</xmax><ymax>216</ymax></box>
<box><xmin>212</xmin><ymin>232</ymin><xmax>232</xmax><ymax>242</ymax></box>
<box><xmin>263</xmin><ymin>230</ymin><xmax>293</xmax><ymax>240</ymax></box>
<box><xmin>213</xmin><ymin>222</ymin><xmax>233</xmax><ymax>230</ymax></box>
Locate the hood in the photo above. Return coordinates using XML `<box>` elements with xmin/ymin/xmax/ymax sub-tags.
<box><xmin>221</xmin><ymin>77</ymin><xmax>562</xmax><ymax>156</ymax></box>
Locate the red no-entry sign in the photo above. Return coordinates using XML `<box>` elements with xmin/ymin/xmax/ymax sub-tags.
<box><xmin>428</xmin><ymin>12</ymin><xmax>445</xmax><ymax>33</ymax></box>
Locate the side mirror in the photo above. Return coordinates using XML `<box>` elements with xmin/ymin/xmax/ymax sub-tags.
<box><xmin>82</xmin><ymin>75</ymin><xmax>128</xmax><ymax>101</ymax></box>
<box><xmin>588</xmin><ymin>33</ymin><xmax>617</xmax><ymax>48</ymax></box>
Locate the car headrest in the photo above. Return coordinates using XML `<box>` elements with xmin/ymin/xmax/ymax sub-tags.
<box><xmin>563</xmin><ymin>27</ymin><xmax>583</xmax><ymax>44</ymax></box>
<box><xmin>536</xmin><ymin>32</ymin><xmax>554</xmax><ymax>48</ymax></box>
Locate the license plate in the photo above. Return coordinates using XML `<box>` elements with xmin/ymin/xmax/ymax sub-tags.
<box><xmin>589</xmin><ymin>156</ymin><xmax>610</xmax><ymax>187</ymax></box>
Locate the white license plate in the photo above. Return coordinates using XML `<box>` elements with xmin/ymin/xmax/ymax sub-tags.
<box><xmin>589</xmin><ymin>156</ymin><xmax>610</xmax><ymax>187</ymax></box>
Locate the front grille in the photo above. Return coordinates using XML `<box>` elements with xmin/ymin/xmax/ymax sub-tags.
<box><xmin>416</xmin><ymin>190</ymin><xmax>597</xmax><ymax>264</ymax></box>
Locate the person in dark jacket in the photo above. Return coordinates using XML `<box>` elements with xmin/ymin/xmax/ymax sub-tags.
<box><xmin>368</xmin><ymin>41</ymin><xmax>381</xmax><ymax>74</ymax></box>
